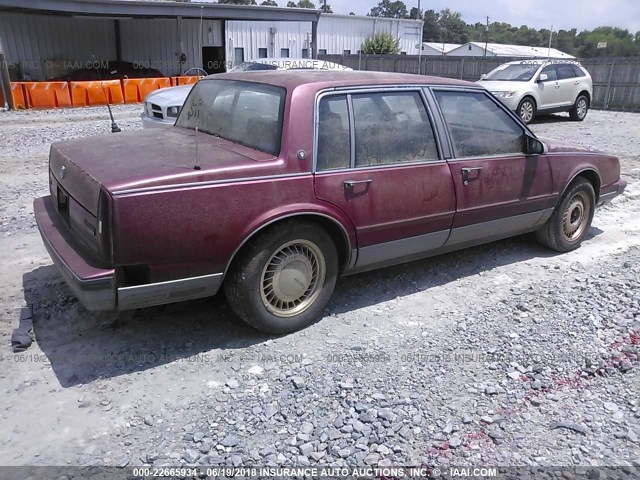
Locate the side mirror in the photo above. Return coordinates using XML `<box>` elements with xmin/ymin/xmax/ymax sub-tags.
<box><xmin>479</xmin><ymin>74</ymin><xmax>487</xmax><ymax>80</ymax></box>
<box><xmin>525</xmin><ymin>135</ymin><xmax>544</xmax><ymax>155</ymax></box>
<box><xmin>538</xmin><ymin>73</ymin><xmax>548</xmax><ymax>82</ymax></box>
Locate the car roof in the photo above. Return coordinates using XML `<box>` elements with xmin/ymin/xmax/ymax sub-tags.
<box><xmin>501</xmin><ymin>59</ymin><xmax>581</xmax><ymax>66</ymax></box>
<box><xmin>202</xmin><ymin>70</ymin><xmax>475</xmax><ymax>90</ymax></box>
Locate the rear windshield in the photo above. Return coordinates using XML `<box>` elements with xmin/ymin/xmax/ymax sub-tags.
<box><xmin>175</xmin><ymin>80</ymin><xmax>286</xmax><ymax>156</ymax></box>
<box><xmin>484</xmin><ymin>64</ymin><xmax>539</xmax><ymax>81</ymax></box>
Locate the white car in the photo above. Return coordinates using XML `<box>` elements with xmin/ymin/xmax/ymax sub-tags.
<box><xmin>141</xmin><ymin>58</ymin><xmax>352</xmax><ymax>128</ymax></box>
<box><xmin>477</xmin><ymin>60</ymin><xmax>593</xmax><ymax>124</ymax></box>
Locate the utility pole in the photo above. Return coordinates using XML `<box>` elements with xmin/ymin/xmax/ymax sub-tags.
<box><xmin>484</xmin><ymin>16</ymin><xmax>489</xmax><ymax>58</ymax></box>
<box><xmin>547</xmin><ymin>24</ymin><xmax>553</xmax><ymax>59</ymax></box>
<box><xmin>417</xmin><ymin>0</ymin><xmax>423</xmax><ymax>74</ymax></box>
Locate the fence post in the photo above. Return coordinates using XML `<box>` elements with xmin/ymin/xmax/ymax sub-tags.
<box><xmin>460</xmin><ymin>58</ymin><xmax>465</xmax><ymax>80</ymax></box>
<box><xmin>604</xmin><ymin>61</ymin><xmax>615</xmax><ymax>110</ymax></box>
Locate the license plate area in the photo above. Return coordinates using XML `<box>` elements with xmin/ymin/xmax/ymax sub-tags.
<box><xmin>57</xmin><ymin>186</ymin><xmax>70</xmax><ymax>224</ymax></box>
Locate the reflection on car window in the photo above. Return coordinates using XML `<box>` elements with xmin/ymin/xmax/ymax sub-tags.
<box><xmin>541</xmin><ymin>65</ymin><xmax>558</xmax><ymax>81</ymax></box>
<box><xmin>317</xmin><ymin>95</ymin><xmax>351</xmax><ymax>171</ymax></box>
<box><xmin>484</xmin><ymin>64</ymin><xmax>539</xmax><ymax>81</ymax></box>
<box><xmin>352</xmin><ymin>92</ymin><xmax>438</xmax><ymax>167</ymax></box>
<box><xmin>435</xmin><ymin>91</ymin><xmax>524</xmax><ymax>158</ymax></box>
<box><xmin>176</xmin><ymin>80</ymin><xmax>285</xmax><ymax>155</ymax></box>
<box><xmin>556</xmin><ymin>65</ymin><xmax>576</xmax><ymax>80</ymax></box>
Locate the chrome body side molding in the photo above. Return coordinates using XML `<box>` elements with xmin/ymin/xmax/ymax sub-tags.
<box><xmin>118</xmin><ymin>273</ymin><xmax>223</xmax><ymax>310</ymax></box>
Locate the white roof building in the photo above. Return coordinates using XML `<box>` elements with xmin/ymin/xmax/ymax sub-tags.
<box><xmin>421</xmin><ymin>42</ymin><xmax>461</xmax><ymax>55</ymax></box>
<box><xmin>447</xmin><ymin>42</ymin><xmax>575</xmax><ymax>59</ymax></box>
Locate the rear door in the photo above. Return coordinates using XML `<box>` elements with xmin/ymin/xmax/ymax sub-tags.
<box><xmin>555</xmin><ymin>63</ymin><xmax>579</xmax><ymax>106</ymax></box>
<box><xmin>430</xmin><ymin>88</ymin><xmax>552</xmax><ymax>247</ymax></box>
<box><xmin>313</xmin><ymin>89</ymin><xmax>456</xmax><ymax>269</ymax></box>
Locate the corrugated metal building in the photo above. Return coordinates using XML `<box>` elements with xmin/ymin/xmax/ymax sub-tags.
<box><xmin>421</xmin><ymin>42</ymin><xmax>461</xmax><ymax>56</ymax></box>
<box><xmin>0</xmin><ymin>2</ymin><xmax>422</xmax><ymax>81</ymax></box>
<box><xmin>447</xmin><ymin>42</ymin><xmax>575</xmax><ymax>59</ymax></box>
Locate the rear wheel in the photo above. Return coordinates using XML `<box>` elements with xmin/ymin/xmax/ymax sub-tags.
<box><xmin>224</xmin><ymin>222</ymin><xmax>338</xmax><ymax>334</ymax></box>
<box><xmin>517</xmin><ymin>97</ymin><xmax>536</xmax><ymax>124</ymax></box>
<box><xmin>569</xmin><ymin>94</ymin><xmax>589</xmax><ymax>121</ymax></box>
<box><xmin>535</xmin><ymin>178</ymin><xmax>595</xmax><ymax>252</ymax></box>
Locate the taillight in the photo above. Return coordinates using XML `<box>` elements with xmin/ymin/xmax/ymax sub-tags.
<box><xmin>97</xmin><ymin>188</ymin><xmax>113</xmax><ymax>263</ymax></box>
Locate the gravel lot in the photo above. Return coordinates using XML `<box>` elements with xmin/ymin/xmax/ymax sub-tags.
<box><xmin>0</xmin><ymin>105</ymin><xmax>639</xmax><ymax>475</ymax></box>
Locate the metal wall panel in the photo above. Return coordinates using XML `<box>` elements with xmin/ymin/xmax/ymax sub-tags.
<box><xmin>0</xmin><ymin>12</ymin><xmax>116</xmax><ymax>80</ymax></box>
<box><xmin>227</xmin><ymin>15</ymin><xmax>422</xmax><ymax>65</ymax></box>
<box><xmin>119</xmin><ymin>18</ymin><xmax>223</xmax><ymax>76</ymax></box>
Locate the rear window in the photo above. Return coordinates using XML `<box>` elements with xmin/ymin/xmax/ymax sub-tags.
<box><xmin>176</xmin><ymin>80</ymin><xmax>285</xmax><ymax>155</ymax></box>
<box><xmin>484</xmin><ymin>64</ymin><xmax>539</xmax><ymax>82</ymax></box>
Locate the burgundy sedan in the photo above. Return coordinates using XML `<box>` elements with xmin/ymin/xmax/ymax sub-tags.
<box><xmin>34</xmin><ymin>71</ymin><xmax>626</xmax><ymax>334</ymax></box>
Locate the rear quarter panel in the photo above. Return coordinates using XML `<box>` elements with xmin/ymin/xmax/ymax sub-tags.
<box><xmin>111</xmin><ymin>176</ymin><xmax>356</xmax><ymax>283</ymax></box>
<box><xmin>546</xmin><ymin>152</ymin><xmax>620</xmax><ymax>202</ymax></box>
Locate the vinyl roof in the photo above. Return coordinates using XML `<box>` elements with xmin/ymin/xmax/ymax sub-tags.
<box><xmin>0</xmin><ymin>0</ymin><xmax>320</xmax><ymax>21</ymax></box>
<box><xmin>205</xmin><ymin>70</ymin><xmax>475</xmax><ymax>90</ymax></box>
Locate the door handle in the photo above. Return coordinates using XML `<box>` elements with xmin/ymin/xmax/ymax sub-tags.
<box><xmin>344</xmin><ymin>179</ymin><xmax>372</xmax><ymax>189</ymax></box>
<box><xmin>461</xmin><ymin>167</ymin><xmax>482</xmax><ymax>185</ymax></box>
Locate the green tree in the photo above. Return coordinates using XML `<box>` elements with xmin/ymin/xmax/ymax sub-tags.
<box><xmin>320</xmin><ymin>2</ymin><xmax>333</xmax><ymax>13</ymax></box>
<box><xmin>422</xmin><ymin>10</ymin><xmax>440</xmax><ymax>42</ymax></box>
<box><xmin>260</xmin><ymin>0</ymin><xmax>278</xmax><ymax>5</ymax></box>
<box><xmin>369</xmin><ymin>0</ymin><xmax>409</xmax><ymax>19</ymax></box>
<box><xmin>437</xmin><ymin>8</ymin><xmax>468</xmax><ymax>43</ymax></box>
<box><xmin>295</xmin><ymin>0</ymin><xmax>316</xmax><ymax>8</ymax></box>
<box><xmin>361</xmin><ymin>32</ymin><xmax>401</xmax><ymax>54</ymax></box>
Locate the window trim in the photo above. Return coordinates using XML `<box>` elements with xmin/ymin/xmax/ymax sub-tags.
<box><xmin>313</xmin><ymin>86</ymin><xmax>445</xmax><ymax>174</ymax></box>
<box><xmin>428</xmin><ymin>86</ymin><xmax>536</xmax><ymax>160</ymax></box>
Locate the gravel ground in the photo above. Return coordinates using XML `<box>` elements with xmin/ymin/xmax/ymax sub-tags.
<box><xmin>0</xmin><ymin>106</ymin><xmax>639</xmax><ymax>475</ymax></box>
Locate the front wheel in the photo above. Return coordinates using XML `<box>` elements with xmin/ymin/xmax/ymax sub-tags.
<box><xmin>517</xmin><ymin>97</ymin><xmax>536</xmax><ymax>124</ymax></box>
<box><xmin>569</xmin><ymin>94</ymin><xmax>589</xmax><ymax>121</ymax></box>
<box><xmin>535</xmin><ymin>178</ymin><xmax>595</xmax><ymax>252</ymax></box>
<box><xmin>224</xmin><ymin>222</ymin><xmax>338</xmax><ymax>334</ymax></box>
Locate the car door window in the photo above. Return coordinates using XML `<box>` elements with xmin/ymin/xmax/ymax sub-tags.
<box><xmin>352</xmin><ymin>92</ymin><xmax>438</xmax><ymax>167</ymax></box>
<box><xmin>556</xmin><ymin>65</ymin><xmax>576</xmax><ymax>80</ymax></box>
<box><xmin>571</xmin><ymin>65</ymin><xmax>586</xmax><ymax>77</ymax></box>
<box><xmin>540</xmin><ymin>65</ymin><xmax>558</xmax><ymax>81</ymax></box>
<box><xmin>316</xmin><ymin>95</ymin><xmax>351</xmax><ymax>171</ymax></box>
<box><xmin>434</xmin><ymin>90</ymin><xmax>525</xmax><ymax>158</ymax></box>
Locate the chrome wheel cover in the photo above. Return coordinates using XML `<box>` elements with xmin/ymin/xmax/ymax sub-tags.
<box><xmin>520</xmin><ymin>101</ymin><xmax>534</xmax><ymax>123</ymax></box>
<box><xmin>577</xmin><ymin>98</ymin><xmax>588</xmax><ymax>119</ymax></box>
<box><xmin>260</xmin><ymin>239</ymin><xmax>326</xmax><ymax>318</ymax></box>
<box><xmin>562</xmin><ymin>191</ymin><xmax>590</xmax><ymax>242</ymax></box>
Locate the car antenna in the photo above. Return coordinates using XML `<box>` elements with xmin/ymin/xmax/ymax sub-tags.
<box><xmin>194</xmin><ymin>126</ymin><xmax>201</xmax><ymax>170</ymax></box>
<box><xmin>93</xmin><ymin>55</ymin><xmax>121</xmax><ymax>133</ymax></box>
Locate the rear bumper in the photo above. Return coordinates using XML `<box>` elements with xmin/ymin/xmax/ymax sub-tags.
<box><xmin>598</xmin><ymin>179</ymin><xmax>627</xmax><ymax>206</ymax></box>
<box><xmin>34</xmin><ymin>196</ymin><xmax>116</xmax><ymax>310</ymax></box>
<box><xmin>35</xmin><ymin>195</ymin><xmax>224</xmax><ymax>311</ymax></box>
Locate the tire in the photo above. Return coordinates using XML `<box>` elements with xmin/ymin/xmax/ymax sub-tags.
<box><xmin>535</xmin><ymin>178</ymin><xmax>595</xmax><ymax>252</ymax></box>
<box><xmin>569</xmin><ymin>94</ymin><xmax>589</xmax><ymax>121</ymax></box>
<box><xmin>517</xmin><ymin>97</ymin><xmax>536</xmax><ymax>124</ymax></box>
<box><xmin>224</xmin><ymin>221</ymin><xmax>338</xmax><ymax>334</ymax></box>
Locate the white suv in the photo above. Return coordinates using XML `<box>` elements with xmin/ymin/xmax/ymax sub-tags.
<box><xmin>477</xmin><ymin>60</ymin><xmax>593</xmax><ymax>124</ymax></box>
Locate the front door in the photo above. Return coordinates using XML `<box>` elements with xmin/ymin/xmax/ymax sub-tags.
<box><xmin>431</xmin><ymin>89</ymin><xmax>552</xmax><ymax>247</ymax></box>
<box><xmin>537</xmin><ymin>64</ymin><xmax>562</xmax><ymax>109</ymax></box>
<box><xmin>313</xmin><ymin>91</ymin><xmax>456</xmax><ymax>269</ymax></box>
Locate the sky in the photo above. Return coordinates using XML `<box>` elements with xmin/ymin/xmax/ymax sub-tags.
<box><xmin>327</xmin><ymin>0</ymin><xmax>640</xmax><ymax>34</ymax></box>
